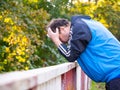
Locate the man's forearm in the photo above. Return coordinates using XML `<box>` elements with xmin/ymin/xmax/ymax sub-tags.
<box><xmin>58</xmin><ymin>44</ymin><xmax>76</xmax><ymax>62</ymax></box>
<box><xmin>52</xmin><ymin>39</ymin><xmax>62</xmax><ymax>47</ymax></box>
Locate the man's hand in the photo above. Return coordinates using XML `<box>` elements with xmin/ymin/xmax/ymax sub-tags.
<box><xmin>47</xmin><ymin>28</ymin><xmax>62</xmax><ymax>47</ymax></box>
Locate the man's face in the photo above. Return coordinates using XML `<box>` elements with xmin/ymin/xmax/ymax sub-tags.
<box><xmin>59</xmin><ymin>25</ymin><xmax>70</xmax><ymax>43</ymax></box>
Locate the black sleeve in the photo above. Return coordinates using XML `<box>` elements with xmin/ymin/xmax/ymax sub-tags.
<box><xmin>58</xmin><ymin>19</ymin><xmax>92</xmax><ymax>62</ymax></box>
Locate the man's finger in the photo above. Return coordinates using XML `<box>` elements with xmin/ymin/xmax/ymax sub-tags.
<box><xmin>48</xmin><ymin>27</ymin><xmax>54</xmax><ymax>34</ymax></box>
<box><xmin>48</xmin><ymin>28</ymin><xmax>51</xmax><ymax>32</ymax></box>
<box><xmin>56</xmin><ymin>28</ymin><xmax>59</xmax><ymax>34</ymax></box>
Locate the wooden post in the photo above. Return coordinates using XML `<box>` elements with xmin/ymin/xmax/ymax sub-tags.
<box><xmin>61</xmin><ymin>68</ymin><xmax>76</xmax><ymax>90</ymax></box>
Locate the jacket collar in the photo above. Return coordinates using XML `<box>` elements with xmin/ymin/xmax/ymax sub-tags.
<box><xmin>71</xmin><ymin>15</ymin><xmax>91</xmax><ymax>24</ymax></box>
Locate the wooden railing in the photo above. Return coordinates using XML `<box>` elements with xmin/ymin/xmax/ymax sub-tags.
<box><xmin>0</xmin><ymin>62</ymin><xmax>91</xmax><ymax>90</ymax></box>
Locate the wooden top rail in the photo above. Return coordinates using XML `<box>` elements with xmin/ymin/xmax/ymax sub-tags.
<box><xmin>0</xmin><ymin>62</ymin><xmax>77</xmax><ymax>90</ymax></box>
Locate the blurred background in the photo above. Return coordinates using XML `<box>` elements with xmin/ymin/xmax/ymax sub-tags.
<box><xmin>0</xmin><ymin>0</ymin><xmax>120</xmax><ymax>89</ymax></box>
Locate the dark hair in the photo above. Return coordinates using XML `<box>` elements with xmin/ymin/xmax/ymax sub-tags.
<box><xmin>47</xmin><ymin>18</ymin><xmax>69</xmax><ymax>32</ymax></box>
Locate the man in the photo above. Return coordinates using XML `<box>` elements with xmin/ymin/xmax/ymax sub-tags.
<box><xmin>47</xmin><ymin>15</ymin><xmax>120</xmax><ymax>90</ymax></box>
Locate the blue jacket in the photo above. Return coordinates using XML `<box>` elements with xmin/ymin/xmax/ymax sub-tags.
<box><xmin>58</xmin><ymin>15</ymin><xmax>120</xmax><ymax>82</ymax></box>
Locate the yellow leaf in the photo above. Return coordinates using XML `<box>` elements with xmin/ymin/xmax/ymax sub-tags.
<box><xmin>0</xmin><ymin>15</ymin><xmax>2</xmax><ymax>20</ymax></box>
<box><xmin>5</xmin><ymin>47</ymin><xmax>10</xmax><ymax>53</ymax></box>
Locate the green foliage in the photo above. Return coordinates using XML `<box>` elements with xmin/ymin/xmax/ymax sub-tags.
<box><xmin>90</xmin><ymin>81</ymin><xmax>105</xmax><ymax>90</ymax></box>
<box><xmin>36</xmin><ymin>0</ymin><xmax>71</xmax><ymax>18</ymax></box>
<box><xmin>0</xmin><ymin>0</ymin><xmax>66</xmax><ymax>73</ymax></box>
<box><xmin>93</xmin><ymin>0</ymin><xmax>120</xmax><ymax>39</ymax></box>
<box><xmin>69</xmin><ymin>0</ymin><xmax>120</xmax><ymax>40</ymax></box>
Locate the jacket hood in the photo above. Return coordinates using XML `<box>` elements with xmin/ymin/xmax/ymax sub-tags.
<box><xmin>71</xmin><ymin>15</ymin><xmax>91</xmax><ymax>24</ymax></box>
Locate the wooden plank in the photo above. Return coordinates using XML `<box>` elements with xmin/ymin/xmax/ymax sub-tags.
<box><xmin>61</xmin><ymin>68</ymin><xmax>76</xmax><ymax>90</ymax></box>
<box><xmin>0</xmin><ymin>62</ymin><xmax>77</xmax><ymax>90</ymax></box>
<box><xmin>0</xmin><ymin>62</ymin><xmax>91</xmax><ymax>90</ymax></box>
<box><xmin>32</xmin><ymin>75</ymin><xmax>61</xmax><ymax>90</ymax></box>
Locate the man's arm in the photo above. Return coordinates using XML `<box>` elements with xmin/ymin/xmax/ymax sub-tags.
<box><xmin>47</xmin><ymin>19</ymin><xmax>92</xmax><ymax>62</ymax></box>
<box><xmin>47</xmin><ymin>28</ymin><xmax>75</xmax><ymax>62</ymax></box>
<box><xmin>57</xmin><ymin>19</ymin><xmax>92</xmax><ymax>62</ymax></box>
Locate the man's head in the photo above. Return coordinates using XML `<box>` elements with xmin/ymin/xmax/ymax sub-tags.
<box><xmin>47</xmin><ymin>18</ymin><xmax>71</xmax><ymax>43</ymax></box>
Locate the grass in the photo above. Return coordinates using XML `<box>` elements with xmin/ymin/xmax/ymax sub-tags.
<box><xmin>90</xmin><ymin>81</ymin><xmax>105</xmax><ymax>90</ymax></box>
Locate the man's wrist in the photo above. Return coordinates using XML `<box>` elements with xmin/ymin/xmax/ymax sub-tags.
<box><xmin>53</xmin><ymin>39</ymin><xmax>62</xmax><ymax>47</ymax></box>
